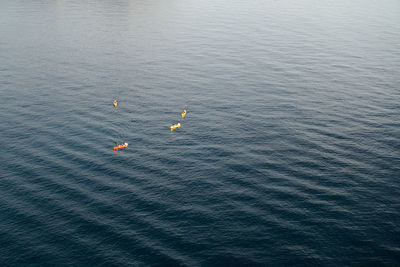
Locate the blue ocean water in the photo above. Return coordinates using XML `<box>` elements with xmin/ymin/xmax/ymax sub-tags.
<box><xmin>1</xmin><ymin>0</ymin><xmax>400</xmax><ymax>265</ymax></box>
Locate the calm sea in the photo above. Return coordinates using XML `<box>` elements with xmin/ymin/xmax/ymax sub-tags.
<box><xmin>1</xmin><ymin>0</ymin><xmax>399</xmax><ymax>265</ymax></box>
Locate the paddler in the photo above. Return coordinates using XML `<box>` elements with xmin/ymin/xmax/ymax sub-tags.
<box><xmin>181</xmin><ymin>109</ymin><xmax>187</xmax><ymax>118</ymax></box>
<box><xmin>113</xmin><ymin>100</ymin><xmax>118</xmax><ymax>107</ymax></box>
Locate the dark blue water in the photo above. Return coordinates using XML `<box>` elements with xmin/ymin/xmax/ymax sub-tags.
<box><xmin>1</xmin><ymin>0</ymin><xmax>400</xmax><ymax>265</ymax></box>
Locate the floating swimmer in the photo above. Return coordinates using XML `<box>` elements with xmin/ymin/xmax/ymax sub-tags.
<box><xmin>114</xmin><ymin>142</ymin><xmax>128</xmax><ymax>151</ymax></box>
<box><xmin>181</xmin><ymin>109</ymin><xmax>187</xmax><ymax>118</ymax></box>
<box><xmin>170</xmin><ymin>123</ymin><xmax>181</xmax><ymax>131</ymax></box>
<box><xmin>113</xmin><ymin>100</ymin><xmax>118</xmax><ymax>108</ymax></box>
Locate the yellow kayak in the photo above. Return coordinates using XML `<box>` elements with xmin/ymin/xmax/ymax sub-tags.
<box><xmin>170</xmin><ymin>123</ymin><xmax>181</xmax><ymax>131</ymax></box>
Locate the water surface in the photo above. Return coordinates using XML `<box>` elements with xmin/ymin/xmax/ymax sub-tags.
<box><xmin>1</xmin><ymin>0</ymin><xmax>400</xmax><ymax>265</ymax></box>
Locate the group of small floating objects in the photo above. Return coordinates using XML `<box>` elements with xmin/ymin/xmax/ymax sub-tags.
<box><xmin>112</xmin><ymin>99</ymin><xmax>187</xmax><ymax>152</ymax></box>
<box><xmin>170</xmin><ymin>109</ymin><xmax>186</xmax><ymax>131</ymax></box>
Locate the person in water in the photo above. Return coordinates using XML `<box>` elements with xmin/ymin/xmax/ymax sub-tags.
<box><xmin>113</xmin><ymin>100</ymin><xmax>118</xmax><ymax>107</ymax></box>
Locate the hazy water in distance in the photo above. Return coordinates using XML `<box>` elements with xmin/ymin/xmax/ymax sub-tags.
<box><xmin>1</xmin><ymin>0</ymin><xmax>400</xmax><ymax>265</ymax></box>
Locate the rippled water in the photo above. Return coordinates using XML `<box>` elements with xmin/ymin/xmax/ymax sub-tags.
<box><xmin>1</xmin><ymin>0</ymin><xmax>400</xmax><ymax>265</ymax></box>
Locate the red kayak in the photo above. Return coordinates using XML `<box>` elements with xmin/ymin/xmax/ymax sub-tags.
<box><xmin>114</xmin><ymin>142</ymin><xmax>128</xmax><ymax>151</ymax></box>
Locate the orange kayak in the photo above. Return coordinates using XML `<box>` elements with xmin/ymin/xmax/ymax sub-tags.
<box><xmin>114</xmin><ymin>142</ymin><xmax>128</xmax><ymax>151</ymax></box>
